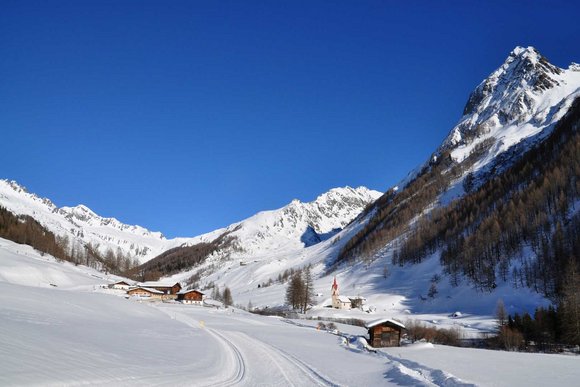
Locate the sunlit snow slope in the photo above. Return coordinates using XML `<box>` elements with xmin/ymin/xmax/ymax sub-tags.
<box><xmin>0</xmin><ymin>179</ymin><xmax>379</xmax><ymax>264</ymax></box>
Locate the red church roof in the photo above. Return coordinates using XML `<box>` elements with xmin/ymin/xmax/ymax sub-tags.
<box><xmin>331</xmin><ymin>277</ymin><xmax>338</xmax><ymax>291</ymax></box>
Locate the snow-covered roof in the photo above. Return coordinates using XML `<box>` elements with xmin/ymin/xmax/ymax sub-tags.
<box><xmin>129</xmin><ymin>287</ymin><xmax>164</xmax><ymax>295</ymax></box>
<box><xmin>140</xmin><ymin>281</ymin><xmax>180</xmax><ymax>288</ymax></box>
<box><xmin>365</xmin><ymin>318</ymin><xmax>406</xmax><ymax>329</ymax></box>
<box><xmin>112</xmin><ymin>280</ymin><xmax>132</xmax><ymax>285</ymax></box>
<box><xmin>337</xmin><ymin>296</ymin><xmax>352</xmax><ymax>303</ymax></box>
<box><xmin>177</xmin><ymin>289</ymin><xmax>204</xmax><ymax>295</ymax></box>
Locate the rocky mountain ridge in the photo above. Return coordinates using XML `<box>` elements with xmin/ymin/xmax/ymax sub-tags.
<box><xmin>0</xmin><ymin>179</ymin><xmax>380</xmax><ymax>264</ymax></box>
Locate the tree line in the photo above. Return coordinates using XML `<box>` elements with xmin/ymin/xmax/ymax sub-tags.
<box><xmin>337</xmin><ymin>136</ymin><xmax>495</xmax><ymax>266</ymax></box>
<box><xmin>128</xmin><ymin>228</ymin><xmax>240</xmax><ymax>281</ymax></box>
<box><xmin>0</xmin><ymin>206</ymin><xmax>139</xmax><ymax>275</ymax></box>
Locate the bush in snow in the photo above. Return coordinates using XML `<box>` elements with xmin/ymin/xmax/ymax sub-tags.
<box><xmin>405</xmin><ymin>320</ymin><xmax>461</xmax><ymax>346</ymax></box>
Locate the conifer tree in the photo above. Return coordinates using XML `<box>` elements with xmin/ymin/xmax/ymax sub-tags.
<box><xmin>223</xmin><ymin>287</ymin><xmax>233</xmax><ymax>307</ymax></box>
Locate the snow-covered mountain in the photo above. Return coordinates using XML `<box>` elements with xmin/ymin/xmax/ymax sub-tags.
<box><xmin>440</xmin><ymin>46</ymin><xmax>580</xmax><ymax>168</ymax></box>
<box><xmin>0</xmin><ymin>180</ymin><xmax>186</xmax><ymax>263</ymax></box>
<box><xmin>0</xmin><ymin>179</ymin><xmax>380</xmax><ymax>264</ymax></box>
<box><xmin>194</xmin><ymin>186</ymin><xmax>382</xmax><ymax>255</ymax></box>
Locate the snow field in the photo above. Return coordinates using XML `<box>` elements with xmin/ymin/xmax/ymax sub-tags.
<box><xmin>1</xmin><ymin>240</ymin><xmax>579</xmax><ymax>386</ymax></box>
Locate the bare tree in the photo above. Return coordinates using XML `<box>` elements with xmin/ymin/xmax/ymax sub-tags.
<box><xmin>496</xmin><ymin>299</ymin><xmax>507</xmax><ymax>330</ymax></box>
<box><xmin>302</xmin><ymin>266</ymin><xmax>315</xmax><ymax>313</ymax></box>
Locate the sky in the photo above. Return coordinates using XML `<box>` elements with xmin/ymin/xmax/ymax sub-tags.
<box><xmin>2</xmin><ymin>1</ymin><xmax>580</xmax><ymax>238</ymax></box>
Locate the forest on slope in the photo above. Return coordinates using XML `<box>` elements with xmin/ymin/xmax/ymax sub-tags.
<box><xmin>0</xmin><ymin>206</ymin><xmax>138</xmax><ymax>275</ymax></box>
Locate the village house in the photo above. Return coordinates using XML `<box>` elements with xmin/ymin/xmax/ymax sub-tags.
<box><xmin>365</xmin><ymin>318</ymin><xmax>405</xmax><ymax>347</ymax></box>
<box><xmin>109</xmin><ymin>280</ymin><xmax>133</xmax><ymax>290</ymax></box>
<box><xmin>140</xmin><ymin>281</ymin><xmax>182</xmax><ymax>296</ymax></box>
<box><xmin>126</xmin><ymin>286</ymin><xmax>165</xmax><ymax>300</ymax></box>
<box><xmin>177</xmin><ymin>289</ymin><xmax>205</xmax><ymax>305</ymax></box>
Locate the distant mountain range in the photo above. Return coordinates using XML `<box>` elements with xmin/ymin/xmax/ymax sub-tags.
<box><xmin>0</xmin><ymin>179</ymin><xmax>380</xmax><ymax>264</ymax></box>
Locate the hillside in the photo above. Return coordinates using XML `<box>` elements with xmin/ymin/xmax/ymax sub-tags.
<box><xmin>337</xmin><ymin>47</ymin><xmax>580</xmax><ymax>293</ymax></box>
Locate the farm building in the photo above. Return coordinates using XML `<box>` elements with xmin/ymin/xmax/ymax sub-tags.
<box><xmin>140</xmin><ymin>281</ymin><xmax>182</xmax><ymax>295</ymax></box>
<box><xmin>126</xmin><ymin>287</ymin><xmax>165</xmax><ymax>300</ymax></box>
<box><xmin>365</xmin><ymin>318</ymin><xmax>405</xmax><ymax>348</ymax></box>
<box><xmin>109</xmin><ymin>280</ymin><xmax>133</xmax><ymax>290</ymax></box>
<box><xmin>177</xmin><ymin>290</ymin><xmax>205</xmax><ymax>305</ymax></box>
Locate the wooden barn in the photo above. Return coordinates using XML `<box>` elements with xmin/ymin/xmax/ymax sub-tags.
<box><xmin>126</xmin><ymin>287</ymin><xmax>165</xmax><ymax>300</ymax></box>
<box><xmin>177</xmin><ymin>289</ymin><xmax>205</xmax><ymax>305</ymax></box>
<box><xmin>140</xmin><ymin>281</ymin><xmax>182</xmax><ymax>296</ymax></box>
<box><xmin>365</xmin><ymin>318</ymin><xmax>405</xmax><ymax>348</ymax></box>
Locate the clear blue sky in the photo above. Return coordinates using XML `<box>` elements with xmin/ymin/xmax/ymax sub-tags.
<box><xmin>2</xmin><ymin>1</ymin><xmax>579</xmax><ymax>237</ymax></box>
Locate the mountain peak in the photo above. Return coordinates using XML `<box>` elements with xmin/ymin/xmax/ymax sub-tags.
<box><xmin>508</xmin><ymin>46</ymin><xmax>541</xmax><ymax>61</ymax></box>
<box><xmin>436</xmin><ymin>45</ymin><xmax>579</xmax><ymax>162</ymax></box>
<box><xmin>461</xmin><ymin>46</ymin><xmax>562</xmax><ymax>118</ymax></box>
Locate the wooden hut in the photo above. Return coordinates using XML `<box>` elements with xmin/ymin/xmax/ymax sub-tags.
<box><xmin>177</xmin><ymin>290</ymin><xmax>205</xmax><ymax>305</ymax></box>
<box><xmin>365</xmin><ymin>318</ymin><xmax>405</xmax><ymax>347</ymax></box>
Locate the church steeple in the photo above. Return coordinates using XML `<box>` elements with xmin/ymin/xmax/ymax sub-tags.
<box><xmin>331</xmin><ymin>277</ymin><xmax>340</xmax><ymax>308</ymax></box>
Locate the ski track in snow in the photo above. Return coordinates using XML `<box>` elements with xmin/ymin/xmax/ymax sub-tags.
<box><xmin>160</xmin><ymin>307</ymin><xmax>337</xmax><ymax>387</ymax></box>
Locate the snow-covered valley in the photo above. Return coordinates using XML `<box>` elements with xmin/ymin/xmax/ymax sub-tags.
<box><xmin>1</xmin><ymin>239</ymin><xmax>578</xmax><ymax>386</ymax></box>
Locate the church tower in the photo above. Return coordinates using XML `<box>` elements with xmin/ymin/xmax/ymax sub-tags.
<box><xmin>331</xmin><ymin>277</ymin><xmax>340</xmax><ymax>308</ymax></box>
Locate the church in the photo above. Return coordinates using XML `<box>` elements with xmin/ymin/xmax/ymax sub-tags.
<box><xmin>331</xmin><ymin>277</ymin><xmax>352</xmax><ymax>309</ymax></box>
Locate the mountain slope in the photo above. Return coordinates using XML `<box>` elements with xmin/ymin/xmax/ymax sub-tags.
<box><xmin>339</xmin><ymin>46</ymin><xmax>580</xmax><ymax>264</ymax></box>
<box><xmin>136</xmin><ymin>186</ymin><xmax>382</xmax><ymax>279</ymax></box>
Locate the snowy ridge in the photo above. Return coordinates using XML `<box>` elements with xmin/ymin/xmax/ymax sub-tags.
<box><xmin>0</xmin><ymin>179</ymin><xmax>380</xmax><ymax>264</ymax></box>
<box><xmin>0</xmin><ymin>179</ymin><xmax>187</xmax><ymax>263</ymax></box>
<box><xmin>199</xmin><ymin>186</ymin><xmax>382</xmax><ymax>256</ymax></box>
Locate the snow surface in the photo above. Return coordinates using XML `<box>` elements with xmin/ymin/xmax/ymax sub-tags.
<box><xmin>1</xmin><ymin>239</ymin><xmax>579</xmax><ymax>386</ymax></box>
